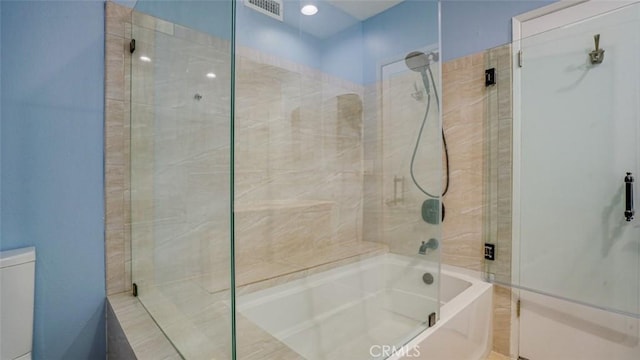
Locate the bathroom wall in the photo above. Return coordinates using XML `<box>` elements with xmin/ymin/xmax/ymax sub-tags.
<box><xmin>361</xmin><ymin>0</ymin><xmax>439</xmax><ymax>84</ymax></box>
<box><xmin>0</xmin><ymin>1</ymin><xmax>106</xmax><ymax>358</ymax></box>
<box><xmin>438</xmin><ymin>44</ymin><xmax>514</xmax><ymax>356</ymax></box>
<box><xmin>233</xmin><ymin>50</ymin><xmax>380</xmax><ymax>289</ymax></box>
<box><xmin>106</xmin><ymin>2</ymin><xmax>387</xmax><ymax>297</ymax></box>
<box><xmin>105</xmin><ymin>1</ymin><xmax>133</xmax><ymax>296</ymax></box>
<box><xmin>485</xmin><ymin>44</ymin><xmax>515</xmax><ymax>356</ymax></box>
<box><xmin>104</xmin><ymin>6</ymin><xmax>385</xmax><ymax>359</ymax></box>
<box><xmin>440</xmin><ymin>0</ymin><xmax>555</xmax><ymax>61</ymax></box>
<box><xmin>134</xmin><ymin>0</ymin><xmax>233</xmax><ymax>41</ymax></box>
<box><xmin>441</xmin><ymin>52</ymin><xmax>486</xmax><ymax>271</ymax></box>
<box><xmin>128</xmin><ymin>10</ymin><xmax>233</xmax><ymax>292</ymax></box>
<box><xmin>362</xmin><ymin>63</ymin><xmax>442</xmax><ymax>257</ymax></box>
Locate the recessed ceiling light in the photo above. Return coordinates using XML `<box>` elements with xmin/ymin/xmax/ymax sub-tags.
<box><xmin>206</xmin><ymin>72</ymin><xmax>217</xmax><ymax>79</ymax></box>
<box><xmin>301</xmin><ymin>4</ymin><xmax>318</xmax><ymax>16</ymax></box>
<box><xmin>139</xmin><ymin>56</ymin><xmax>151</xmax><ymax>62</ymax></box>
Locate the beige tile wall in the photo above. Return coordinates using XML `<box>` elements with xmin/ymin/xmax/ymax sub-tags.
<box><xmin>232</xmin><ymin>53</ymin><xmax>385</xmax><ymax>291</ymax></box>
<box><xmin>485</xmin><ymin>44</ymin><xmax>514</xmax><ymax>356</ymax></box>
<box><xmin>379</xmin><ymin>67</ymin><xmax>442</xmax><ymax>257</ymax></box>
<box><xmin>440</xmin><ymin>44</ymin><xmax>514</xmax><ymax>356</ymax></box>
<box><xmin>105</xmin><ymin>1</ymin><xmax>132</xmax><ymax>296</ymax></box>
<box><xmin>130</xmin><ymin>12</ymin><xmax>233</xmax><ymax>293</ymax></box>
<box><xmin>105</xmin><ymin>1</ymin><xmax>383</xmax><ymax>297</ymax></box>
<box><xmin>484</xmin><ymin>45</ymin><xmax>513</xmax><ymax>284</ymax></box>
<box><xmin>442</xmin><ymin>52</ymin><xmax>487</xmax><ymax>271</ymax></box>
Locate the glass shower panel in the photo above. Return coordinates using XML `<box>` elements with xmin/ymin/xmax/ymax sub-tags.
<box><xmin>234</xmin><ymin>0</ymin><xmax>441</xmax><ymax>359</ymax></box>
<box><xmin>380</xmin><ymin>52</ymin><xmax>442</xmax><ymax>263</ymax></box>
<box><xmin>130</xmin><ymin>2</ymin><xmax>233</xmax><ymax>359</ymax></box>
<box><xmin>517</xmin><ymin>3</ymin><xmax>640</xmax><ymax>316</ymax></box>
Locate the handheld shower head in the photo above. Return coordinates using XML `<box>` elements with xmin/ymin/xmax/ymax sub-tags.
<box><xmin>404</xmin><ymin>51</ymin><xmax>431</xmax><ymax>72</ymax></box>
<box><xmin>405</xmin><ymin>51</ymin><xmax>438</xmax><ymax>95</ymax></box>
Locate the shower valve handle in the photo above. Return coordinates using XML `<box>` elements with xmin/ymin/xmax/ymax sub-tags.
<box><xmin>625</xmin><ymin>172</ymin><xmax>634</xmax><ymax>221</ymax></box>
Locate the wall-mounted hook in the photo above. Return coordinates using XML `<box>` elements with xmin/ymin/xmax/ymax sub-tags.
<box><xmin>589</xmin><ymin>34</ymin><xmax>605</xmax><ymax>64</ymax></box>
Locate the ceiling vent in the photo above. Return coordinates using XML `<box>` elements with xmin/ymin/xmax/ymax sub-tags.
<box><xmin>244</xmin><ymin>0</ymin><xmax>283</xmax><ymax>21</ymax></box>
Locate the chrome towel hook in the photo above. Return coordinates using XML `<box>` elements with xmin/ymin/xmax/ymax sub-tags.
<box><xmin>589</xmin><ymin>34</ymin><xmax>605</xmax><ymax>64</ymax></box>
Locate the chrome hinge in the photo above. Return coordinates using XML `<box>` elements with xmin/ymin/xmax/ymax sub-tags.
<box><xmin>428</xmin><ymin>312</ymin><xmax>437</xmax><ymax>327</ymax></box>
<box><xmin>517</xmin><ymin>299</ymin><xmax>521</xmax><ymax>317</ymax></box>
<box><xmin>132</xmin><ymin>283</ymin><xmax>138</xmax><ymax>297</ymax></box>
<box><xmin>518</xmin><ymin>50</ymin><xmax>523</xmax><ymax>68</ymax></box>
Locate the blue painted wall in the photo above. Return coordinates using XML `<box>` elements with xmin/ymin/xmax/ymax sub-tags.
<box><xmin>441</xmin><ymin>0</ymin><xmax>555</xmax><ymax>61</ymax></box>
<box><xmin>134</xmin><ymin>0</ymin><xmax>233</xmax><ymax>41</ymax></box>
<box><xmin>235</xmin><ymin>0</ymin><xmax>324</xmax><ymax>70</ymax></box>
<box><xmin>362</xmin><ymin>0</ymin><xmax>438</xmax><ymax>84</ymax></box>
<box><xmin>320</xmin><ymin>23</ymin><xmax>364</xmax><ymax>85</ymax></box>
<box><xmin>0</xmin><ymin>1</ymin><xmax>106</xmax><ymax>359</ymax></box>
<box><xmin>318</xmin><ymin>0</ymin><xmax>440</xmax><ymax>85</ymax></box>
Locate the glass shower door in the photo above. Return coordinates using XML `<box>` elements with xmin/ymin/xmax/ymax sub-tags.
<box><xmin>516</xmin><ymin>2</ymin><xmax>640</xmax><ymax>316</ymax></box>
<box><xmin>130</xmin><ymin>2</ymin><xmax>234</xmax><ymax>359</ymax></box>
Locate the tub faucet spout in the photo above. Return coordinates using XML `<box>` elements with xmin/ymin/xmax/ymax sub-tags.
<box><xmin>419</xmin><ymin>238</ymin><xmax>438</xmax><ymax>255</ymax></box>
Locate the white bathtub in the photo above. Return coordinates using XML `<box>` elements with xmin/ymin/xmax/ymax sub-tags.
<box><xmin>238</xmin><ymin>254</ymin><xmax>492</xmax><ymax>360</ymax></box>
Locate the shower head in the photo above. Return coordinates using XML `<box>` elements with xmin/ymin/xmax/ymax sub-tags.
<box><xmin>405</xmin><ymin>51</ymin><xmax>438</xmax><ymax>96</ymax></box>
<box><xmin>405</xmin><ymin>51</ymin><xmax>431</xmax><ymax>72</ymax></box>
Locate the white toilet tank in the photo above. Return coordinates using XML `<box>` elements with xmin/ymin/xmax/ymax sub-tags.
<box><xmin>0</xmin><ymin>247</ymin><xmax>36</xmax><ymax>360</ymax></box>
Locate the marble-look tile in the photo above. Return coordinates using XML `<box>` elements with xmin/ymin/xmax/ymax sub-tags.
<box><xmin>107</xmin><ymin>299</ymin><xmax>136</xmax><ymax>360</ymax></box>
<box><xmin>232</xmin><ymin>56</ymin><xmax>368</xmax><ymax>288</ymax></box>
<box><xmin>441</xmin><ymin>51</ymin><xmax>487</xmax><ymax>272</ymax></box>
<box><xmin>486</xmin><ymin>57</ymin><xmax>513</xmax><ymax>273</ymax></box>
<box><xmin>377</xmin><ymin>67</ymin><xmax>442</xmax><ymax>257</ymax></box>
<box><xmin>108</xmin><ymin>294</ymin><xmax>181</xmax><ymax>360</ymax></box>
<box><xmin>106</xmin><ymin>34</ymin><xmax>125</xmax><ymax>101</ymax></box>
<box><xmin>105</xmin><ymin>2</ymin><xmax>133</xmax><ymax>295</ymax></box>
<box><xmin>174</xmin><ymin>24</ymin><xmax>230</xmax><ymax>52</ymax></box>
<box><xmin>132</xmin><ymin>10</ymin><xmax>174</xmax><ymax>35</ymax></box>
<box><xmin>105</xmin><ymin>179</ymin><xmax>125</xmax><ymax>232</ymax></box>
<box><xmin>493</xmin><ymin>285</ymin><xmax>512</xmax><ymax>356</ymax></box>
<box><xmin>485</xmin><ymin>351</ymin><xmax>511</xmax><ymax>360</ymax></box>
<box><xmin>106</xmin><ymin>228</ymin><xmax>125</xmax><ymax>295</ymax></box>
<box><xmin>485</xmin><ymin>44</ymin><xmax>514</xmax><ymax>354</ymax></box>
<box><xmin>105</xmin><ymin>1</ymin><xmax>132</xmax><ymax>38</ymax></box>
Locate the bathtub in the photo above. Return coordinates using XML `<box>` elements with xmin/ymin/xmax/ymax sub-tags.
<box><xmin>238</xmin><ymin>253</ymin><xmax>493</xmax><ymax>360</ymax></box>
